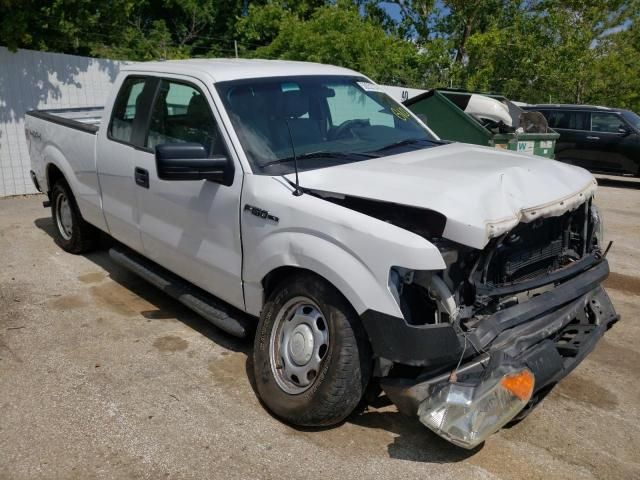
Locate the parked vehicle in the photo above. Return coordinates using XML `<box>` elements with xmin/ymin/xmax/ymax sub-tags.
<box><xmin>523</xmin><ymin>104</ymin><xmax>640</xmax><ymax>175</ymax></box>
<box><xmin>26</xmin><ymin>59</ymin><xmax>618</xmax><ymax>449</ymax></box>
<box><xmin>405</xmin><ymin>90</ymin><xmax>560</xmax><ymax>159</ymax></box>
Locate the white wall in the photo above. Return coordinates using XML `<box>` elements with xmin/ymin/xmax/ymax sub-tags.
<box><xmin>0</xmin><ymin>47</ymin><xmax>122</xmax><ymax>196</ymax></box>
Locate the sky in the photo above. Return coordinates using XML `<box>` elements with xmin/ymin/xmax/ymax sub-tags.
<box><xmin>378</xmin><ymin>1</ymin><xmax>402</xmax><ymax>22</ymax></box>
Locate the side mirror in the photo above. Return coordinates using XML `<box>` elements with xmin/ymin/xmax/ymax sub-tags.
<box><xmin>618</xmin><ymin>126</ymin><xmax>632</xmax><ymax>136</ymax></box>
<box><xmin>155</xmin><ymin>143</ymin><xmax>233</xmax><ymax>185</ymax></box>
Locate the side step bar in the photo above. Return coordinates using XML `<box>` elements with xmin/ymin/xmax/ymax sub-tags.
<box><xmin>109</xmin><ymin>247</ymin><xmax>253</xmax><ymax>338</ymax></box>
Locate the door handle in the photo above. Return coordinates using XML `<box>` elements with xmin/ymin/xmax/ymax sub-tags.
<box><xmin>134</xmin><ymin>167</ymin><xmax>149</xmax><ymax>188</ymax></box>
<box><xmin>586</xmin><ymin>136</ymin><xmax>600</xmax><ymax>140</ymax></box>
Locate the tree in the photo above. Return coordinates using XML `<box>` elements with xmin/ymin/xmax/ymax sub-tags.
<box><xmin>0</xmin><ymin>0</ymin><xmax>136</xmax><ymax>55</ymax></box>
<box><xmin>241</xmin><ymin>2</ymin><xmax>430</xmax><ymax>86</ymax></box>
<box><xmin>0</xmin><ymin>0</ymin><xmax>247</xmax><ymax>60</ymax></box>
<box><xmin>460</xmin><ymin>0</ymin><xmax>639</xmax><ymax>106</ymax></box>
<box><xmin>235</xmin><ymin>1</ymin><xmax>298</xmax><ymax>51</ymax></box>
<box><xmin>1</xmin><ymin>0</ymin><xmax>639</xmax><ymax>110</ymax></box>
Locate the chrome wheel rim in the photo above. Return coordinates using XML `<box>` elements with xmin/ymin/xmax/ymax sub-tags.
<box><xmin>55</xmin><ymin>192</ymin><xmax>73</xmax><ymax>241</ymax></box>
<box><xmin>269</xmin><ymin>297</ymin><xmax>330</xmax><ymax>394</ymax></box>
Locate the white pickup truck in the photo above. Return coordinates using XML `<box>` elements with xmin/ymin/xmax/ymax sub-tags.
<box><xmin>26</xmin><ymin>59</ymin><xmax>618</xmax><ymax>449</ymax></box>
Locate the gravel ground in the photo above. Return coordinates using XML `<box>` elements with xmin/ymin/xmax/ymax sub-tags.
<box><xmin>0</xmin><ymin>174</ymin><xmax>639</xmax><ymax>480</ymax></box>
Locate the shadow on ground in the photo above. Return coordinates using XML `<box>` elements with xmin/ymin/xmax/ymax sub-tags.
<box><xmin>349</xmin><ymin>407</ymin><xmax>481</xmax><ymax>462</ymax></box>
<box><xmin>34</xmin><ymin>216</ymin><xmax>250</xmax><ymax>355</ymax></box>
<box><xmin>34</xmin><ymin>215</ymin><xmax>481</xmax><ymax>464</ymax></box>
<box><xmin>595</xmin><ymin>175</ymin><xmax>640</xmax><ymax>190</ymax></box>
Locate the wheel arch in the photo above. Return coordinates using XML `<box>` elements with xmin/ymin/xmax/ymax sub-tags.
<box><xmin>243</xmin><ymin>233</ymin><xmax>406</xmax><ymax>321</ymax></box>
<box><xmin>42</xmin><ymin>143</ymin><xmax>76</xmax><ymax>195</ymax></box>
<box><xmin>46</xmin><ymin>162</ymin><xmax>67</xmax><ymax>194</ymax></box>
<box><xmin>262</xmin><ymin>265</ymin><xmax>307</xmax><ymax>299</ymax></box>
<box><xmin>261</xmin><ymin>265</ymin><xmax>362</xmax><ymax>314</ymax></box>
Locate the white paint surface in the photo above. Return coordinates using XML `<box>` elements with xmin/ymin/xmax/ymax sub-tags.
<box><xmin>287</xmin><ymin>143</ymin><xmax>596</xmax><ymax>249</ymax></box>
<box><xmin>26</xmin><ymin>58</ymin><xmax>598</xmax><ymax>318</ymax></box>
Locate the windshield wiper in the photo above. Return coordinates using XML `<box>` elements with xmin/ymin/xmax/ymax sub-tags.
<box><xmin>261</xmin><ymin>150</ymin><xmax>375</xmax><ymax>167</ymax></box>
<box><xmin>371</xmin><ymin>138</ymin><xmax>435</xmax><ymax>154</ymax></box>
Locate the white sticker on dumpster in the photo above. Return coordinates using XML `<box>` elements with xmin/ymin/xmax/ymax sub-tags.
<box><xmin>517</xmin><ymin>141</ymin><xmax>535</xmax><ymax>155</ymax></box>
<box><xmin>539</xmin><ymin>140</ymin><xmax>553</xmax><ymax>148</ymax></box>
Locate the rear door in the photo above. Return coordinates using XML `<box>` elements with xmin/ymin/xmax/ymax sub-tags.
<box><xmin>132</xmin><ymin>76</ymin><xmax>245</xmax><ymax>310</ymax></box>
<box><xmin>544</xmin><ymin>109</ymin><xmax>591</xmax><ymax>168</ymax></box>
<box><xmin>96</xmin><ymin>75</ymin><xmax>158</xmax><ymax>252</ymax></box>
<box><xmin>589</xmin><ymin>111</ymin><xmax>636</xmax><ymax>173</ymax></box>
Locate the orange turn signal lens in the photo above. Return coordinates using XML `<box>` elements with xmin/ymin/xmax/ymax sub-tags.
<box><xmin>500</xmin><ymin>369</ymin><xmax>535</xmax><ymax>401</ymax></box>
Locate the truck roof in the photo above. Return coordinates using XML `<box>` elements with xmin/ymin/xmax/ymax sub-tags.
<box><xmin>121</xmin><ymin>58</ymin><xmax>362</xmax><ymax>83</ymax></box>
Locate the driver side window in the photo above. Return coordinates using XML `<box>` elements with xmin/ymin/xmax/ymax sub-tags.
<box><xmin>591</xmin><ymin>112</ymin><xmax>626</xmax><ymax>133</ymax></box>
<box><xmin>145</xmin><ymin>80</ymin><xmax>226</xmax><ymax>156</ymax></box>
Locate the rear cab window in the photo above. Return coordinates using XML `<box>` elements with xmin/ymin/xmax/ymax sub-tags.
<box><xmin>108</xmin><ymin>76</ymin><xmax>157</xmax><ymax>146</ymax></box>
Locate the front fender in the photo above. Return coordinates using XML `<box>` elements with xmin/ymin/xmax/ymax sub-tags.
<box><xmin>241</xmin><ymin>176</ymin><xmax>445</xmax><ymax>317</ymax></box>
<box><xmin>245</xmin><ymin>230</ymin><xmax>398</xmax><ymax>316</ymax></box>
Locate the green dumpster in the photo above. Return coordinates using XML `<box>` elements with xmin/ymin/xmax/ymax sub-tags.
<box><xmin>404</xmin><ymin>89</ymin><xmax>559</xmax><ymax>159</ymax></box>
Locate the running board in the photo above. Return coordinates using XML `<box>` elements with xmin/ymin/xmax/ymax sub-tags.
<box><xmin>109</xmin><ymin>247</ymin><xmax>252</xmax><ymax>338</ymax></box>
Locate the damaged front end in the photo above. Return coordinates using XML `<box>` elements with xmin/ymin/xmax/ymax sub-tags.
<box><xmin>352</xmin><ymin>196</ymin><xmax>619</xmax><ymax>449</ymax></box>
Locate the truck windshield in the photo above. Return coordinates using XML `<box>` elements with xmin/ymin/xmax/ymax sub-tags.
<box><xmin>215</xmin><ymin>75</ymin><xmax>439</xmax><ymax>175</ymax></box>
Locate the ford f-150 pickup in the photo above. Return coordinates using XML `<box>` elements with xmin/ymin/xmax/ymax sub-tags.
<box><xmin>26</xmin><ymin>59</ymin><xmax>618</xmax><ymax>449</ymax></box>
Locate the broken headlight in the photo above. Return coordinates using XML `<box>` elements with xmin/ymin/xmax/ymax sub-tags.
<box><xmin>418</xmin><ymin>367</ymin><xmax>534</xmax><ymax>449</ymax></box>
<box><xmin>591</xmin><ymin>204</ymin><xmax>604</xmax><ymax>248</ymax></box>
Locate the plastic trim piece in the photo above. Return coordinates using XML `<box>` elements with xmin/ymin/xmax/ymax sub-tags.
<box><xmin>109</xmin><ymin>246</ymin><xmax>253</xmax><ymax>337</ymax></box>
<box><xmin>25</xmin><ymin>108</ymin><xmax>101</xmax><ymax>134</ymax></box>
<box><xmin>470</xmin><ymin>259</ymin><xmax>610</xmax><ymax>348</ymax></box>
<box><xmin>360</xmin><ymin>310</ymin><xmax>463</xmax><ymax>367</ymax></box>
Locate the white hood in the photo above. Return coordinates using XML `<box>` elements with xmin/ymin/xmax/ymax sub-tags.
<box><xmin>288</xmin><ymin>143</ymin><xmax>597</xmax><ymax>249</ymax></box>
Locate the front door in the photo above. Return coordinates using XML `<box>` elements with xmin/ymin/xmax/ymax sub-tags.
<box><xmin>589</xmin><ymin>111</ymin><xmax>637</xmax><ymax>173</ymax></box>
<box><xmin>131</xmin><ymin>76</ymin><xmax>245</xmax><ymax>310</ymax></box>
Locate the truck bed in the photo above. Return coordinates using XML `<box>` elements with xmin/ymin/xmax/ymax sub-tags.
<box><xmin>25</xmin><ymin>105</ymin><xmax>107</xmax><ymax>231</ymax></box>
<box><xmin>26</xmin><ymin>106</ymin><xmax>104</xmax><ymax>134</ymax></box>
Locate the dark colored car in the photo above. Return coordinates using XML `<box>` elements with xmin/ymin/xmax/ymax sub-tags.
<box><xmin>523</xmin><ymin>104</ymin><xmax>640</xmax><ymax>175</ymax></box>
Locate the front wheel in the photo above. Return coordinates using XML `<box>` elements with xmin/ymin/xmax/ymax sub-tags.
<box><xmin>253</xmin><ymin>272</ymin><xmax>371</xmax><ymax>427</ymax></box>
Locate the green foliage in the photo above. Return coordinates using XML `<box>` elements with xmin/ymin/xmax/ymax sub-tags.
<box><xmin>0</xmin><ymin>0</ymin><xmax>246</xmax><ymax>60</ymax></box>
<box><xmin>0</xmin><ymin>0</ymin><xmax>137</xmax><ymax>55</ymax></box>
<box><xmin>235</xmin><ymin>1</ymin><xmax>297</xmax><ymax>49</ymax></box>
<box><xmin>459</xmin><ymin>0</ymin><xmax>640</xmax><ymax>110</ymax></box>
<box><xmin>242</xmin><ymin>3</ymin><xmax>428</xmax><ymax>86</ymax></box>
<box><xmin>1</xmin><ymin>0</ymin><xmax>639</xmax><ymax>111</ymax></box>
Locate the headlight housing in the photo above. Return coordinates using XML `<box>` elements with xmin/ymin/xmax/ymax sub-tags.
<box><xmin>591</xmin><ymin>204</ymin><xmax>604</xmax><ymax>248</ymax></box>
<box><xmin>418</xmin><ymin>367</ymin><xmax>535</xmax><ymax>449</ymax></box>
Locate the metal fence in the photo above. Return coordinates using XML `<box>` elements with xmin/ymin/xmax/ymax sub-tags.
<box><xmin>0</xmin><ymin>47</ymin><xmax>121</xmax><ymax>196</ymax></box>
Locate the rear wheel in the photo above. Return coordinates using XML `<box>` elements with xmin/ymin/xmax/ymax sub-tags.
<box><xmin>253</xmin><ymin>272</ymin><xmax>371</xmax><ymax>427</ymax></box>
<box><xmin>50</xmin><ymin>180</ymin><xmax>98</xmax><ymax>254</ymax></box>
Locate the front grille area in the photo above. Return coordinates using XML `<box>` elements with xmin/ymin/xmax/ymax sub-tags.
<box><xmin>484</xmin><ymin>204</ymin><xmax>590</xmax><ymax>287</ymax></box>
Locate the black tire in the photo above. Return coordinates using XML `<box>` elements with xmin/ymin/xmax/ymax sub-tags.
<box><xmin>50</xmin><ymin>179</ymin><xmax>99</xmax><ymax>254</ymax></box>
<box><xmin>253</xmin><ymin>272</ymin><xmax>371</xmax><ymax>427</ymax></box>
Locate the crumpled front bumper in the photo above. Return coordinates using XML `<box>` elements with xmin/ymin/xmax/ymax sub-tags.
<box><xmin>379</xmin><ymin>260</ymin><xmax>619</xmax><ymax>449</ymax></box>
